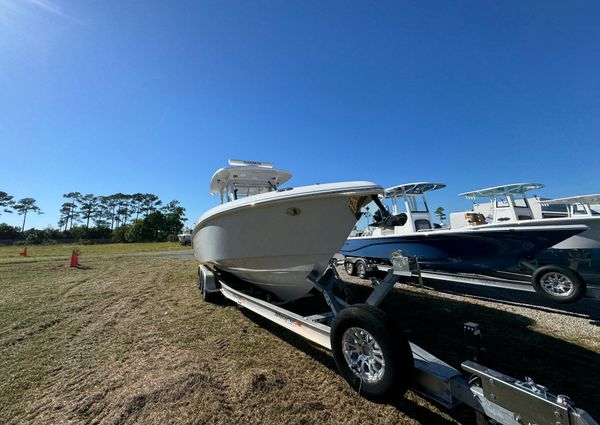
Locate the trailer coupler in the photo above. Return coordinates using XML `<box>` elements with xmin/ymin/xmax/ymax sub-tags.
<box><xmin>459</xmin><ymin>361</ymin><xmax>598</xmax><ymax>425</ymax></box>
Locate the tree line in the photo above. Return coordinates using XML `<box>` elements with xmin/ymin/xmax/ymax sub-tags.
<box><xmin>0</xmin><ymin>191</ymin><xmax>42</xmax><ymax>232</ymax></box>
<box><xmin>57</xmin><ymin>192</ymin><xmax>182</xmax><ymax>231</ymax></box>
<box><xmin>0</xmin><ymin>190</ymin><xmax>187</xmax><ymax>244</ymax></box>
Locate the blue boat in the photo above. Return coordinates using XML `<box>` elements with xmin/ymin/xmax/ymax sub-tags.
<box><xmin>342</xmin><ymin>225</ymin><xmax>586</xmax><ymax>274</ymax></box>
<box><xmin>341</xmin><ymin>183</ymin><xmax>587</xmax><ymax>274</ymax></box>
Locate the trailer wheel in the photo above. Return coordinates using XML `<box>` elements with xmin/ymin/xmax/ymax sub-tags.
<box><xmin>344</xmin><ymin>261</ymin><xmax>356</xmax><ymax>276</ymax></box>
<box><xmin>531</xmin><ymin>265</ymin><xmax>586</xmax><ymax>303</ymax></box>
<box><xmin>331</xmin><ymin>304</ymin><xmax>413</xmax><ymax>400</ymax></box>
<box><xmin>355</xmin><ymin>260</ymin><xmax>368</xmax><ymax>279</ymax></box>
<box><xmin>198</xmin><ymin>266</ymin><xmax>221</xmax><ymax>303</ymax></box>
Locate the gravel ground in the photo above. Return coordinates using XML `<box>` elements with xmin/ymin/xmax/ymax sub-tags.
<box><xmin>339</xmin><ymin>268</ymin><xmax>600</xmax><ymax>349</ymax></box>
<box><xmin>388</xmin><ymin>274</ymin><xmax>600</xmax><ymax>351</ymax></box>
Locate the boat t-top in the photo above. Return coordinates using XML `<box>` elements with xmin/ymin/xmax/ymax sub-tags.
<box><xmin>453</xmin><ymin>183</ymin><xmax>600</xmax><ymax>250</ymax></box>
<box><xmin>542</xmin><ymin>194</ymin><xmax>600</xmax><ymax>217</ymax></box>
<box><xmin>373</xmin><ymin>182</ymin><xmax>447</xmax><ymax>233</ymax></box>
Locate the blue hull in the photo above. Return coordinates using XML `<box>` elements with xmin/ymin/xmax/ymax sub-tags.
<box><xmin>341</xmin><ymin>228</ymin><xmax>584</xmax><ymax>274</ymax></box>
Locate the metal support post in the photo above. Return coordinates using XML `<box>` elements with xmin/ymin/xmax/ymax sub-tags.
<box><xmin>464</xmin><ymin>322</ymin><xmax>481</xmax><ymax>362</ymax></box>
<box><xmin>307</xmin><ymin>261</ymin><xmax>347</xmax><ymax>315</ymax></box>
<box><xmin>365</xmin><ymin>270</ymin><xmax>401</xmax><ymax>307</ymax></box>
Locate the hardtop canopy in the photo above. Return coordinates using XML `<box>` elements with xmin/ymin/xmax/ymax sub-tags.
<box><xmin>459</xmin><ymin>183</ymin><xmax>544</xmax><ymax>200</ymax></box>
<box><xmin>543</xmin><ymin>194</ymin><xmax>600</xmax><ymax>206</ymax></box>
<box><xmin>209</xmin><ymin>160</ymin><xmax>292</xmax><ymax>197</ymax></box>
<box><xmin>385</xmin><ymin>182</ymin><xmax>446</xmax><ymax>198</ymax></box>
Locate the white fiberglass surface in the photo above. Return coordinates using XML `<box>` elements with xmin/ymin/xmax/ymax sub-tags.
<box><xmin>347</xmin><ymin>223</ymin><xmax>589</xmax><ymax>240</ymax></box>
<box><xmin>195</xmin><ymin>181</ymin><xmax>382</xmax><ymax>229</ymax></box>
<box><xmin>209</xmin><ymin>166</ymin><xmax>293</xmax><ymax>196</ymax></box>
<box><xmin>460</xmin><ymin>183</ymin><xmax>544</xmax><ymax>199</ymax></box>
<box><xmin>385</xmin><ymin>182</ymin><xmax>446</xmax><ymax>197</ymax></box>
<box><xmin>193</xmin><ymin>188</ymin><xmax>379</xmax><ymax>300</ymax></box>
<box><xmin>544</xmin><ymin>194</ymin><xmax>600</xmax><ymax>206</ymax></box>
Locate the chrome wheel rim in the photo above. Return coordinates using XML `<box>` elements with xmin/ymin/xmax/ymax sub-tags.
<box><xmin>342</xmin><ymin>327</ymin><xmax>385</xmax><ymax>383</ymax></box>
<box><xmin>540</xmin><ymin>272</ymin><xmax>574</xmax><ymax>297</ymax></box>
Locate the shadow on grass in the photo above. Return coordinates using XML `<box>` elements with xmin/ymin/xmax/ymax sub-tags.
<box><xmin>398</xmin><ymin>275</ymin><xmax>600</xmax><ymax>323</ymax></box>
<box><xmin>230</xmin><ymin>280</ymin><xmax>600</xmax><ymax>422</ymax></box>
<box><xmin>240</xmin><ymin>307</ymin><xmax>472</xmax><ymax>425</ymax></box>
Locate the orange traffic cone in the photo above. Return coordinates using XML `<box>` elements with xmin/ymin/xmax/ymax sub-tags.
<box><xmin>69</xmin><ymin>250</ymin><xmax>79</xmax><ymax>268</ymax></box>
<box><xmin>19</xmin><ymin>247</ymin><xmax>28</xmax><ymax>257</ymax></box>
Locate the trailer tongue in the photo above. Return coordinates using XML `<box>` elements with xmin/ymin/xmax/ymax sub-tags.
<box><xmin>197</xmin><ymin>252</ymin><xmax>597</xmax><ymax>425</ymax></box>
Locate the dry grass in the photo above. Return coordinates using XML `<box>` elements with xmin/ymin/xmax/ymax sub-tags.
<box><xmin>0</xmin><ymin>247</ymin><xmax>599</xmax><ymax>424</ymax></box>
<box><xmin>0</xmin><ymin>242</ymin><xmax>188</xmax><ymax>264</ymax></box>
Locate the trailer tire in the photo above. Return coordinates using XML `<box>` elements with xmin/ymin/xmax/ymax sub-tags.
<box><xmin>344</xmin><ymin>261</ymin><xmax>356</xmax><ymax>276</ymax></box>
<box><xmin>531</xmin><ymin>265</ymin><xmax>586</xmax><ymax>303</ymax></box>
<box><xmin>355</xmin><ymin>260</ymin><xmax>368</xmax><ymax>279</ymax></box>
<box><xmin>331</xmin><ymin>304</ymin><xmax>413</xmax><ymax>400</ymax></box>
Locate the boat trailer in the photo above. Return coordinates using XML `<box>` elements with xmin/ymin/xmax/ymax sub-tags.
<box><xmin>343</xmin><ymin>254</ymin><xmax>600</xmax><ymax>303</ymax></box>
<box><xmin>197</xmin><ymin>253</ymin><xmax>597</xmax><ymax>425</ymax></box>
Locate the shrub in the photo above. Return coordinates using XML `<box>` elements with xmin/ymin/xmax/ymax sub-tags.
<box><xmin>112</xmin><ymin>225</ymin><xmax>131</xmax><ymax>243</ymax></box>
<box><xmin>0</xmin><ymin>223</ymin><xmax>22</xmax><ymax>240</ymax></box>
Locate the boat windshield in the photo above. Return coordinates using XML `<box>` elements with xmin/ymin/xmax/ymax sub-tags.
<box><xmin>406</xmin><ymin>195</ymin><xmax>428</xmax><ymax>212</ymax></box>
<box><xmin>572</xmin><ymin>203</ymin><xmax>589</xmax><ymax>216</ymax></box>
<box><xmin>496</xmin><ymin>195</ymin><xmax>510</xmax><ymax>208</ymax></box>
<box><xmin>513</xmin><ymin>196</ymin><xmax>529</xmax><ymax>208</ymax></box>
<box><xmin>228</xmin><ymin>182</ymin><xmax>274</xmax><ymax>201</ymax></box>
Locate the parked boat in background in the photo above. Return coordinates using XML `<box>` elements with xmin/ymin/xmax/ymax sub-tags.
<box><xmin>536</xmin><ymin>194</ymin><xmax>600</xmax><ymax>249</ymax></box>
<box><xmin>177</xmin><ymin>229</ymin><xmax>192</xmax><ymax>245</ymax></box>
<box><xmin>341</xmin><ymin>182</ymin><xmax>592</xmax><ymax>302</ymax></box>
<box><xmin>193</xmin><ymin>160</ymin><xmax>383</xmax><ymax>302</ymax></box>
<box><xmin>452</xmin><ymin>183</ymin><xmax>600</xmax><ymax>250</ymax></box>
<box><xmin>341</xmin><ymin>183</ymin><xmax>586</xmax><ymax>274</ymax></box>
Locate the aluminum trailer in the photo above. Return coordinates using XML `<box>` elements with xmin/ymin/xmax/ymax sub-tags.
<box><xmin>197</xmin><ymin>253</ymin><xmax>597</xmax><ymax>425</ymax></box>
<box><xmin>342</xmin><ymin>255</ymin><xmax>600</xmax><ymax>303</ymax></box>
<box><xmin>416</xmin><ymin>270</ymin><xmax>600</xmax><ymax>300</ymax></box>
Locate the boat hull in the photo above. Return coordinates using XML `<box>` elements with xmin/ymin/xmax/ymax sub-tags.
<box><xmin>194</xmin><ymin>182</ymin><xmax>381</xmax><ymax>301</ymax></box>
<box><xmin>482</xmin><ymin>217</ymin><xmax>600</xmax><ymax>249</ymax></box>
<box><xmin>341</xmin><ymin>226</ymin><xmax>588</xmax><ymax>273</ymax></box>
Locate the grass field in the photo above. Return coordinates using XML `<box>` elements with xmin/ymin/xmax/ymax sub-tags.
<box><xmin>1</xmin><ymin>243</ymin><xmax>599</xmax><ymax>424</ymax></box>
<box><xmin>0</xmin><ymin>242</ymin><xmax>188</xmax><ymax>263</ymax></box>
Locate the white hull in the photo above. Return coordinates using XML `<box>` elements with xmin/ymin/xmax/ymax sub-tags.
<box><xmin>193</xmin><ymin>182</ymin><xmax>381</xmax><ymax>301</ymax></box>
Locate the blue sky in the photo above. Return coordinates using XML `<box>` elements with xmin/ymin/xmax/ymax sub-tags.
<box><xmin>1</xmin><ymin>0</ymin><xmax>599</xmax><ymax>229</ymax></box>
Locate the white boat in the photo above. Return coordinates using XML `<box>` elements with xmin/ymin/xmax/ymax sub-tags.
<box><xmin>536</xmin><ymin>194</ymin><xmax>600</xmax><ymax>249</ymax></box>
<box><xmin>453</xmin><ymin>183</ymin><xmax>600</xmax><ymax>249</ymax></box>
<box><xmin>177</xmin><ymin>229</ymin><xmax>192</xmax><ymax>245</ymax></box>
<box><xmin>192</xmin><ymin>160</ymin><xmax>383</xmax><ymax>301</ymax></box>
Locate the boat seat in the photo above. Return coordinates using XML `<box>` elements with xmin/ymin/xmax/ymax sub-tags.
<box><xmin>518</xmin><ymin>215</ymin><xmax>532</xmax><ymax>220</ymax></box>
<box><xmin>465</xmin><ymin>212</ymin><xmax>486</xmax><ymax>226</ymax></box>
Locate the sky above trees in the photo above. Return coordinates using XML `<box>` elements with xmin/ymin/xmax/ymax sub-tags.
<box><xmin>1</xmin><ymin>1</ymin><xmax>599</xmax><ymax>229</ymax></box>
